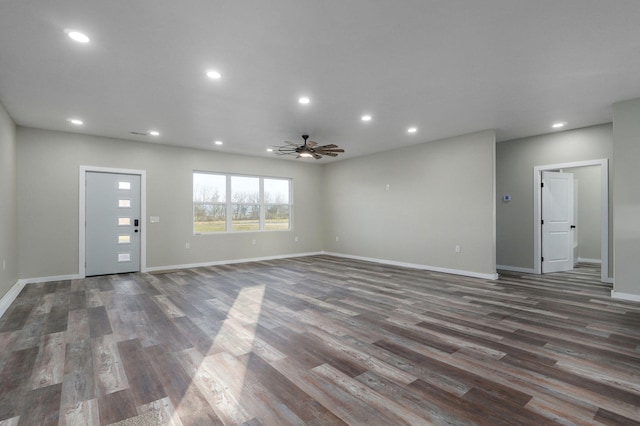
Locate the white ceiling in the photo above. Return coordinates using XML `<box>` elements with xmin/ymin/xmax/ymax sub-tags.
<box><xmin>1</xmin><ymin>0</ymin><xmax>640</xmax><ymax>161</ymax></box>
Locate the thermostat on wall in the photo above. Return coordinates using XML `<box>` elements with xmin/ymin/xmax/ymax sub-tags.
<box><xmin>503</xmin><ymin>195</ymin><xmax>511</xmax><ymax>202</ymax></box>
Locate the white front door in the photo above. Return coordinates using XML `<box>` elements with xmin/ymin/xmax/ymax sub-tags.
<box><xmin>85</xmin><ymin>172</ymin><xmax>141</xmax><ymax>276</ymax></box>
<box><xmin>542</xmin><ymin>171</ymin><xmax>574</xmax><ymax>273</ymax></box>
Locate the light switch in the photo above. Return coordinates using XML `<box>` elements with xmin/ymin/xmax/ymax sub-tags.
<box><xmin>150</xmin><ymin>216</ymin><xmax>160</xmax><ymax>223</ymax></box>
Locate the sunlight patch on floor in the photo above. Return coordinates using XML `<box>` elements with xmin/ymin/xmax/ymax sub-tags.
<box><xmin>176</xmin><ymin>284</ymin><xmax>267</xmax><ymax>424</ymax></box>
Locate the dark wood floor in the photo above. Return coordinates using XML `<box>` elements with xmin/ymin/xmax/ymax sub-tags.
<box><xmin>1</xmin><ymin>256</ymin><xmax>639</xmax><ymax>425</ymax></box>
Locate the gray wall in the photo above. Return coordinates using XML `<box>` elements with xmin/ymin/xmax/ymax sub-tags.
<box><xmin>572</xmin><ymin>166</ymin><xmax>601</xmax><ymax>261</ymax></box>
<box><xmin>0</xmin><ymin>102</ymin><xmax>18</xmax><ymax>299</ymax></box>
<box><xmin>17</xmin><ymin>127</ymin><xmax>498</xmax><ymax>281</ymax></box>
<box><xmin>612</xmin><ymin>98</ymin><xmax>640</xmax><ymax>296</ymax></box>
<box><xmin>323</xmin><ymin>130</ymin><xmax>497</xmax><ymax>277</ymax></box>
<box><xmin>17</xmin><ymin>127</ymin><xmax>324</xmax><ymax>279</ymax></box>
<box><xmin>496</xmin><ymin>124</ymin><xmax>613</xmax><ymax>273</ymax></box>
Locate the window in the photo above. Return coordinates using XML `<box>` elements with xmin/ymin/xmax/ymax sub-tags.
<box><xmin>193</xmin><ymin>172</ymin><xmax>291</xmax><ymax>233</ymax></box>
<box><xmin>231</xmin><ymin>176</ymin><xmax>260</xmax><ymax>231</ymax></box>
<box><xmin>193</xmin><ymin>173</ymin><xmax>226</xmax><ymax>233</ymax></box>
<box><xmin>264</xmin><ymin>178</ymin><xmax>290</xmax><ymax>230</ymax></box>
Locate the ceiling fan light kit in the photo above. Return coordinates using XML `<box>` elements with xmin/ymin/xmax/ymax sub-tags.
<box><xmin>272</xmin><ymin>134</ymin><xmax>344</xmax><ymax>160</ymax></box>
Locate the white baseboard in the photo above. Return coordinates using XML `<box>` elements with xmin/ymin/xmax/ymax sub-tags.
<box><xmin>577</xmin><ymin>257</ymin><xmax>601</xmax><ymax>264</ymax></box>
<box><xmin>5</xmin><ymin>254</ymin><xmax>323</xmax><ymax>293</ymax></box>
<box><xmin>19</xmin><ymin>274</ymin><xmax>83</xmax><ymax>284</ymax></box>
<box><xmin>144</xmin><ymin>251</ymin><xmax>324</xmax><ymax>273</ymax></box>
<box><xmin>0</xmin><ymin>280</ymin><xmax>27</xmax><ymax>319</ymax></box>
<box><xmin>496</xmin><ymin>265</ymin><xmax>536</xmax><ymax>274</ymax></box>
<box><xmin>611</xmin><ymin>290</ymin><xmax>640</xmax><ymax>302</ymax></box>
<box><xmin>325</xmin><ymin>252</ymin><xmax>499</xmax><ymax>280</ymax></box>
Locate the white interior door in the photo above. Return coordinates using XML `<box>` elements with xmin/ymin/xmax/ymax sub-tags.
<box><xmin>86</xmin><ymin>172</ymin><xmax>141</xmax><ymax>276</ymax></box>
<box><xmin>542</xmin><ymin>171</ymin><xmax>574</xmax><ymax>273</ymax></box>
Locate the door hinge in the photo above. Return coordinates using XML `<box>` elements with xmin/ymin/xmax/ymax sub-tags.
<box><xmin>541</xmin><ymin>219</ymin><xmax>544</xmax><ymax>225</ymax></box>
<box><xmin>541</xmin><ymin>257</ymin><xmax>544</xmax><ymax>262</ymax></box>
<box><xmin>541</xmin><ymin>182</ymin><xmax>544</xmax><ymax>188</ymax></box>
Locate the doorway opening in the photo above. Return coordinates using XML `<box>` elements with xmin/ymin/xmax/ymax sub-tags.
<box><xmin>533</xmin><ymin>159</ymin><xmax>609</xmax><ymax>282</ymax></box>
<box><xmin>79</xmin><ymin>166</ymin><xmax>147</xmax><ymax>277</ymax></box>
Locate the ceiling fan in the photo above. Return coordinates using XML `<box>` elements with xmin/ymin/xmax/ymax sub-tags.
<box><xmin>272</xmin><ymin>134</ymin><xmax>344</xmax><ymax>159</ymax></box>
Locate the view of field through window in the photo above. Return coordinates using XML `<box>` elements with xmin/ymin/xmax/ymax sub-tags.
<box><xmin>193</xmin><ymin>172</ymin><xmax>290</xmax><ymax>233</ymax></box>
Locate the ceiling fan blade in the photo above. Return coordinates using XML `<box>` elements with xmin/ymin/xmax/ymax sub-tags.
<box><xmin>313</xmin><ymin>153</ymin><xmax>322</xmax><ymax>159</ymax></box>
<box><xmin>318</xmin><ymin>144</ymin><xmax>338</xmax><ymax>149</ymax></box>
<box><xmin>316</xmin><ymin>148</ymin><xmax>344</xmax><ymax>153</ymax></box>
<box><xmin>307</xmin><ymin>141</ymin><xmax>318</xmax><ymax>148</ymax></box>
<box><xmin>276</xmin><ymin>147</ymin><xmax>296</xmax><ymax>153</ymax></box>
<box><xmin>322</xmin><ymin>152</ymin><xmax>338</xmax><ymax>157</ymax></box>
<box><xmin>284</xmin><ymin>141</ymin><xmax>298</xmax><ymax>146</ymax></box>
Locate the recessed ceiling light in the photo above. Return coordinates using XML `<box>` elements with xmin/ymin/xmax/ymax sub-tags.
<box><xmin>148</xmin><ymin>130</ymin><xmax>160</xmax><ymax>136</ymax></box>
<box><xmin>206</xmin><ymin>70</ymin><xmax>222</xmax><ymax>79</ymax></box>
<box><xmin>407</xmin><ymin>127</ymin><xmax>418</xmax><ymax>133</ymax></box>
<box><xmin>552</xmin><ymin>122</ymin><xmax>567</xmax><ymax>129</ymax></box>
<box><xmin>361</xmin><ymin>115</ymin><xmax>372</xmax><ymax>122</ymax></box>
<box><xmin>214</xmin><ymin>140</ymin><xmax>223</xmax><ymax>145</ymax></box>
<box><xmin>68</xmin><ymin>118</ymin><xmax>83</xmax><ymax>125</ymax></box>
<box><xmin>298</xmin><ymin>96</ymin><xmax>310</xmax><ymax>105</ymax></box>
<box><xmin>66</xmin><ymin>30</ymin><xmax>90</xmax><ymax>44</ymax></box>
<box><xmin>266</xmin><ymin>148</ymin><xmax>274</xmax><ymax>152</ymax></box>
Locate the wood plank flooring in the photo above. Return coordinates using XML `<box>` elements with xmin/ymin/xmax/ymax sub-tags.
<box><xmin>1</xmin><ymin>256</ymin><xmax>639</xmax><ymax>425</ymax></box>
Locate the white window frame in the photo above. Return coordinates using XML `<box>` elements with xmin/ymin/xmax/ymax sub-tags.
<box><xmin>193</xmin><ymin>171</ymin><xmax>292</xmax><ymax>234</ymax></box>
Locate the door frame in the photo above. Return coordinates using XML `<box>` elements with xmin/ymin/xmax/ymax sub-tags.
<box><xmin>533</xmin><ymin>159</ymin><xmax>609</xmax><ymax>282</ymax></box>
<box><xmin>79</xmin><ymin>166</ymin><xmax>147</xmax><ymax>277</ymax></box>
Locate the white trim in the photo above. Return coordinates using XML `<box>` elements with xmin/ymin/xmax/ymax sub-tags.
<box><xmin>603</xmin><ymin>277</ymin><xmax>614</xmax><ymax>284</ymax></box>
<box><xmin>533</xmin><ymin>159</ymin><xmax>609</xmax><ymax>283</ymax></box>
<box><xmin>18</xmin><ymin>274</ymin><xmax>83</xmax><ymax>284</ymax></box>
<box><xmin>192</xmin><ymin>172</ymin><xmax>294</xmax><ymax>234</ymax></box>
<box><xmin>577</xmin><ymin>257</ymin><xmax>601</xmax><ymax>264</ymax></box>
<box><xmin>611</xmin><ymin>290</ymin><xmax>640</xmax><ymax>303</ymax></box>
<box><xmin>0</xmin><ymin>280</ymin><xmax>27</xmax><ymax>319</ymax></box>
<box><xmin>144</xmin><ymin>251</ymin><xmax>324</xmax><ymax>273</ymax></box>
<box><xmin>325</xmin><ymin>252</ymin><xmax>499</xmax><ymax>280</ymax></box>
<box><xmin>496</xmin><ymin>265</ymin><xmax>536</xmax><ymax>274</ymax></box>
<box><xmin>80</xmin><ymin>166</ymin><xmax>147</xmax><ymax>277</ymax></box>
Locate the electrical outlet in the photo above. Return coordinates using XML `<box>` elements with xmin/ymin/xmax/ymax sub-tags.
<box><xmin>455</xmin><ymin>245</ymin><xmax>461</xmax><ymax>253</ymax></box>
<box><xmin>294</xmin><ymin>236</ymin><xmax>299</xmax><ymax>242</ymax></box>
<box><xmin>185</xmin><ymin>243</ymin><xmax>190</xmax><ymax>249</ymax></box>
<box><xmin>2</xmin><ymin>258</ymin><xmax>5</xmax><ymax>271</ymax></box>
<box><xmin>385</xmin><ymin>184</ymin><xmax>390</xmax><ymax>191</ymax></box>
<box><xmin>335</xmin><ymin>236</ymin><xmax>340</xmax><ymax>242</ymax></box>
